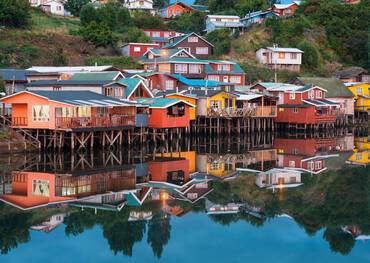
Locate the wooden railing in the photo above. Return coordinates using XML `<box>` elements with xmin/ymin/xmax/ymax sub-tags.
<box><xmin>56</xmin><ymin>115</ymin><xmax>136</xmax><ymax>129</ymax></box>
<box><xmin>207</xmin><ymin>106</ymin><xmax>277</xmax><ymax>118</ymax></box>
<box><xmin>12</xmin><ymin>117</ymin><xmax>28</xmax><ymax>127</ymax></box>
<box><xmin>315</xmin><ymin>113</ymin><xmax>337</xmax><ymax>123</ymax></box>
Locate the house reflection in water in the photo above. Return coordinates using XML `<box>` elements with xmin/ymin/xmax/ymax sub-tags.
<box><xmin>196</xmin><ymin>148</ymin><xmax>278</xmax><ymax>179</ymax></box>
<box><xmin>0</xmin><ymin>165</ymin><xmax>137</xmax><ymax>211</ymax></box>
<box><xmin>31</xmin><ymin>213</ymin><xmax>67</xmax><ymax>233</ymax></box>
<box><xmin>255</xmin><ymin>168</ymin><xmax>303</xmax><ymax>190</ymax></box>
<box><xmin>347</xmin><ymin>136</ymin><xmax>370</xmax><ymax>166</ymax></box>
<box><xmin>274</xmin><ymin>137</ymin><xmax>340</xmax><ymax>174</ymax></box>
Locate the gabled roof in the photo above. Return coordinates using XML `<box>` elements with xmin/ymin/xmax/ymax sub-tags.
<box><xmin>206</xmin><ymin>60</ymin><xmax>245</xmax><ymax>74</ymax></box>
<box><xmin>1</xmin><ymin>90</ymin><xmax>134</xmax><ymax>107</ymax></box>
<box><xmin>164</xmin><ymin>32</ymin><xmax>214</xmax><ymax>49</ymax></box>
<box><xmin>272</xmin><ymin>2</ymin><xmax>299</xmax><ymax>9</ymax></box>
<box><xmin>171</xmin><ymin>74</ymin><xmax>229</xmax><ymax>87</ymax></box>
<box><xmin>25</xmin><ymin>80</ymin><xmax>126</xmax><ymax>87</ymax></box>
<box><xmin>0</xmin><ymin>69</ymin><xmax>37</xmax><ymax>82</ymax></box>
<box><xmin>336</xmin><ymin>67</ymin><xmax>368</xmax><ymax>78</ymax></box>
<box><xmin>182</xmin><ymin>89</ymin><xmax>237</xmax><ymax>98</ymax></box>
<box><xmin>141</xmin><ymin>57</ymin><xmax>208</xmax><ymax>64</ymax></box>
<box><xmin>242</xmin><ymin>10</ymin><xmax>277</xmax><ymax>20</ymax></box>
<box><xmin>136</xmin><ymin>97</ymin><xmax>195</xmax><ymax>108</ymax></box>
<box><xmin>264</xmin><ymin>47</ymin><xmax>304</xmax><ymax>53</ymax></box>
<box><xmin>293</xmin><ymin>77</ymin><xmax>354</xmax><ymax>98</ymax></box>
<box><xmin>71</xmin><ymin>71</ymin><xmax>124</xmax><ymax>81</ymax></box>
<box><xmin>26</xmin><ymin>66</ymin><xmax>115</xmax><ymax>73</ymax></box>
<box><xmin>253</xmin><ymin>82</ymin><xmax>303</xmax><ymax>92</ymax></box>
<box><xmin>142</xmin><ymin>48</ymin><xmax>195</xmax><ymax>59</ymax></box>
<box><xmin>118</xmin><ymin>78</ymin><xmax>154</xmax><ymax>99</ymax></box>
<box><xmin>162</xmin><ymin>1</ymin><xmax>193</xmax><ymax>10</ymax></box>
<box><xmin>191</xmin><ymin>4</ymin><xmax>209</xmax><ymax>12</ymax></box>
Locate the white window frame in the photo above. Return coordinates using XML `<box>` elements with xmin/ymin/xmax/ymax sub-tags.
<box><xmin>32</xmin><ymin>105</ymin><xmax>50</xmax><ymax>122</ymax></box>
<box><xmin>196</xmin><ymin>47</ymin><xmax>208</xmax><ymax>55</ymax></box>
<box><xmin>188</xmin><ymin>36</ymin><xmax>199</xmax><ymax>42</ymax></box>
<box><xmin>315</xmin><ymin>161</ymin><xmax>322</xmax><ymax>170</ymax></box>
<box><xmin>316</xmin><ymin>90</ymin><xmax>323</xmax><ymax>99</ymax></box>
<box><xmin>134</xmin><ymin>46</ymin><xmax>141</xmax><ymax>52</ymax></box>
<box><xmin>174</xmin><ymin>64</ymin><xmax>187</xmax><ymax>73</ymax></box>
<box><xmin>208</xmin><ymin>75</ymin><xmax>220</xmax><ymax>81</ymax></box>
<box><xmin>289</xmin><ymin>93</ymin><xmax>296</xmax><ymax>100</ymax></box>
<box><xmin>293</xmin><ymin>107</ymin><xmax>299</xmax><ymax>113</ymax></box>
<box><xmin>165</xmin><ymin>80</ymin><xmax>174</xmax><ymax>90</ymax></box>
<box><xmin>229</xmin><ymin>76</ymin><xmax>241</xmax><ymax>84</ymax></box>
<box><xmin>288</xmin><ymin>160</ymin><xmax>296</xmax><ymax>167</ymax></box>
<box><xmin>189</xmin><ymin>64</ymin><xmax>202</xmax><ymax>74</ymax></box>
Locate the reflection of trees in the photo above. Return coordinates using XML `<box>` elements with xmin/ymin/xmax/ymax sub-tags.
<box><xmin>207</xmin><ymin>181</ymin><xmax>232</xmax><ymax>205</ymax></box>
<box><xmin>324</xmin><ymin>228</ymin><xmax>355</xmax><ymax>255</ymax></box>
<box><xmin>147</xmin><ymin>212</ymin><xmax>171</xmax><ymax>258</ymax></box>
<box><xmin>104</xmin><ymin>220</ymin><xmax>146</xmax><ymax>257</ymax></box>
<box><xmin>0</xmin><ymin>208</ymin><xmax>30</xmax><ymax>254</ymax></box>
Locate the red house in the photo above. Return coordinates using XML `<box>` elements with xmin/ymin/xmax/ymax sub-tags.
<box><xmin>148</xmin><ymin>157</ymin><xmax>190</xmax><ymax>187</ymax></box>
<box><xmin>144</xmin><ymin>30</ymin><xmax>181</xmax><ymax>47</ymax></box>
<box><xmin>261</xmin><ymin>84</ymin><xmax>341</xmax><ymax>126</ymax></box>
<box><xmin>132</xmin><ymin>72</ymin><xmax>179</xmax><ymax>93</ymax></box>
<box><xmin>271</xmin><ymin>2</ymin><xmax>300</xmax><ymax>16</ymax></box>
<box><xmin>137</xmin><ymin>97</ymin><xmax>194</xmax><ymax>128</ymax></box>
<box><xmin>206</xmin><ymin>60</ymin><xmax>246</xmax><ymax>86</ymax></box>
<box><xmin>121</xmin><ymin>43</ymin><xmax>160</xmax><ymax>58</ymax></box>
<box><xmin>274</xmin><ymin>137</ymin><xmax>338</xmax><ymax>174</ymax></box>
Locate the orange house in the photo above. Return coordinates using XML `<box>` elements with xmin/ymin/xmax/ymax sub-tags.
<box><xmin>160</xmin><ymin>2</ymin><xmax>194</xmax><ymax>19</ymax></box>
<box><xmin>137</xmin><ymin>97</ymin><xmax>195</xmax><ymax>129</ymax></box>
<box><xmin>1</xmin><ymin>90</ymin><xmax>137</xmax><ymax>130</ymax></box>
<box><xmin>149</xmin><ymin>157</ymin><xmax>190</xmax><ymax>187</ymax></box>
<box><xmin>166</xmin><ymin>93</ymin><xmax>197</xmax><ymax>121</ymax></box>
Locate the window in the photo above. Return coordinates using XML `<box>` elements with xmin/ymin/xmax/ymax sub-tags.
<box><xmin>308</xmin><ymin>90</ymin><xmax>314</xmax><ymax>99</ymax></box>
<box><xmin>290</xmin><ymin>53</ymin><xmax>297</xmax><ymax>59</ymax></box>
<box><xmin>32</xmin><ymin>105</ymin><xmax>50</xmax><ymax>122</ymax></box>
<box><xmin>316</xmin><ymin>90</ymin><xmax>323</xmax><ymax>98</ymax></box>
<box><xmin>356</xmin><ymin>87</ymin><xmax>362</xmax><ymax>95</ymax></box>
<box><xmin>223</xmin><ymin>76</ymin><xmax>229</xmax><ymax>82</ymax></box>
<box><xmin>164</xmin><ymin>32</ymin><xmax>170</xmax><ymax>38</ymax></box>
<box><xmin>208</xmin><ymin>75</ymin><xmax>220</xmax><ymax>81</ymax></box>
<box><xmin>217</xmin><ymin>64</ymin><xmax>231</xmax><ymax>71</ymax></box>
<box><xmin>152</xmin><ymin>32</ymin><xmax>160</xmax><ymax>37</ymax></box>
<box><xmin>139</xmin><ymin>0</ymin><xmax>144</xmax><ymax>5</ymax></box>
<box><xmin>165</xmin><ymin>80</ymin><xmax>174</xmax><ymax>90</ymax></box>
<box><xmin>292</xmin><ymin>148</ymin><xmax>299</xmax><ymax>154</ymax></box>
<box><xmin>53</xmin><ymin>86</ymin><xmax>61</xmax><ymax>91</ymax></box>
<box><xmin>293</xmin><ymin>107</ymin><xmax>299</xmax><ymax>113</ymax></box>
<box><xmin>167</xmin><ymin>104</ymin><xmax>185</xmax><ymax>117</ymax></box>
<box><xmin>187</xmin><ymin>193</ymin><xmax>198</xmax><ymax>199</ymax></box>
<box><xmin>174</xmin><ymin>64</ymin><xmax>187</xmax><ymax>73</ymax></box>
<box><xmin>289</xmin><ymin>160</ymin><xmax>296</xmax><ymax>167</ymax></box>
<box><xmin>167</xmin><ymin>170</ymin><xmax>185</xmax><ymax>185</ymax></box>
<box><xmin>56</xmin><ymin>5</ymin><xmax>62</xmax><ymax>11</ymax></box>
<box><xmin>308</xmin><ymin>161</ymin><xmax>314</xmax><ymax>170</ymax></box>
<box><xmin>188</xmin><ymin>36</ymin><xmax>199</xmax><ymax>42</ymax></box>
<box><xmin>289</xmin><ymin>93</ymin><xmax>296</xmax><ymax>100</ymax></box>
<box><xmin>33</xmin><ymin>180</ymin><xmax>49</xmax><ymax>197</ymax></box>
<box><xmin>230</xmin><ymin>76</ymin><xmax>241</xmax><ymax>84</ymax></box>
<box><xmin>355</xmin><ymin>153</ymin><xmax>362</xmax><ymax>161</ymax></box>
<box><xmin>315</xmin><ymin>161</ymin><xmax>322</xmax><ymax>170</ymax></box>
<box><xmin>210</xmin><ymin>162</ymin><xmax>220</xmax><ymax>170</ymax></box>
<box><xmin>278</xmin><ymin>52</ymin><xmax>285</xmax><ymax>59</ymax></box>
<box><xmin>134</xmin><ymin>46</ymin><xmax>141</xmax><ymax>52</ymax></box>
<box><xmin>77</xmin><ymin>106</ymin><xmax>91</xmax><ymax>117</ymax></box>
<box><xmin>210</xmin><ymin>100</ymin><xmax>221</xmax><ymax>109</ymax></box>
<box><xmin>189</xmin><ymin>64</ymin><xmax>202</xmax><ymax>74</ymax></box>
<box><xmin>196</xmin><ymin>47</ymin><xmax>209</xmax><ymax>55</ymax></box>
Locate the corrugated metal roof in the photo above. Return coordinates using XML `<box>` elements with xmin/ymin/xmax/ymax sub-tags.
<box><xmin>0</xmin><ymin>69</ymin><xmax>37</xmax><ymax>82</ymax></box>
<box><xmin>266</xmin><ymin>47</ymin><xmax>304</xmax><ymax>53</ymax></box>
<box><xmin>27</xmin><ymin>66</ymin><xmax>114</xmax><ymax>73</ymax></box>
<box><xmin>137</xmin><ymin>97</ymin><xmax>193</xmax><ymax>108</ymax></box>
<box><xmin>294</xmin><ymin>77</ymin><xmax>354</xmax><ymax>98</ymax></box>
<box><xmin>26</xmin><ymin>80</ymin><xmax>120</xmax><ymax>87</ymax></box>
<box><xmin>71</xmin><ymin>71</ymin><xmax>122</xmax><ymax>81</ymax></box>
<box><xmin>171</xmin><ymin>74</ymin><xmax>229</xmax><ymax>87</ymax></box>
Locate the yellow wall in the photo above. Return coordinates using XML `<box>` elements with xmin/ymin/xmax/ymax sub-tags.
<box><xmin>348</xmin><ymin>83</ymin><xmax>370</xmax><ymax>112</ymax></box>
<box><xmin>348</xmin><ymin>151</ymin><xmax>370</xmax><ymax>165</ymax></box>
<box><xmin>206</xmin><ymin>92</ymin><xmax>237</xmax><ymax>109</ymax></box>
<box><xmin>166</xmin><ymin>94</ymin><xmax>197</xmax><ymax>121</ymax></box>
<box><xmin>355</xmin><ymin>137</ymin><xmax>370</xmax><ymax>150</ymax></box>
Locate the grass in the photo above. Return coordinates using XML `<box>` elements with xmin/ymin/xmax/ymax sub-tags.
<box><xmin>0</xmin><ymin>130</ymin><xmax>9</xmax><ymax>141</ymax></box>
<box><xmin>30</xmin><ymin>8</ymin><xmax>80</xmax><ymax>34</ymax></box>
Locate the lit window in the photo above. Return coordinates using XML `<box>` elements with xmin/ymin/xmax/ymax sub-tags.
<box><xmin>188</xmin><ymin>36</ymin><xmax>199</xmax><ymax>42</ymax></box>
<box><xmin>196</xmin><ymin>47</ymin><xmax>209</xmax><ymax>55</ymax></box>
<box><xmin>174</xmin><ymin>64</ymin><xmax>187</xmax><ymax>73</ymax></box>
<box><xmin>278</xmin><ymin>52</ymin><xmax>285</xmax><ymax>59</ymax></box>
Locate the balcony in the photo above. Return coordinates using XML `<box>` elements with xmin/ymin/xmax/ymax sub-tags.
<box><xmin>55</xmin><ymin>115</ymin><xmax>136</xmax><ymax>129</ymax></box>
<box><xmin>207</xmin><ymin>106</ymin><xmax>277</xmax><ymax>118</ymax></box>
<box><xmin>315</xmin><ymin>114</ymin><xmax>337</xmax><ymax>123</ymax></box>
<box><xmin>11</xmin><ymin>117</ymin><xmax>28</xmax><ymax>127</ymax></box>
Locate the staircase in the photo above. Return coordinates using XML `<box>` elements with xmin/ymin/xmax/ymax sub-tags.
<box><xmin>0</xmin><ymin>116</ymin><xmax>41</xmax><ymax>150</ymax></box>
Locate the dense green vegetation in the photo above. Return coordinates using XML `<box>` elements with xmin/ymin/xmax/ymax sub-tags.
<box><xmin>167</xmin><ymin>12</ymin><xmax>206</xmax><ymax>34</ymax></box>
<box><xmin>64</xmin><ymin>0</ymin><xmax>90</xmax><ymax>17</ymax></box>
<box><xmin>85</xmin><ymin>56</ymin><xmax>140</xmax><ymax>69</ymax></box>
<box><xmin>0</xmin><ymin>0</ymin><xmax>31</xmax><ymax>28</ymax></box>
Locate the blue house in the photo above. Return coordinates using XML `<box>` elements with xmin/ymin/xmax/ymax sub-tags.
<box><xmin>241</xmin><ymin>11</ymin><xmax>278</xmax><ymax>29</ymax></box>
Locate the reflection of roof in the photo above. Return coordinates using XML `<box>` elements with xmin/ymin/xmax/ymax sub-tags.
<box><xmin>2</xmin><ymin>90</ymin><xmax>135</xmax><ymax>107</ymax></box>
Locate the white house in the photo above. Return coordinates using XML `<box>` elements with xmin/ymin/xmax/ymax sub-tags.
<box><xmin>39</xmin><ymin>0</ymin><xmax>72</xmax><ymax>16</ymax></box>
<box><xmin>255</xmin><ymin>168</ymin><xmax>303</xmax><ymax>189</ymax></box>
<box><xmin>122</xmin><ymin>0</ymin><xmax>155</xmax><ymax>14</ymax></box>
<box><xmin>205</xmin><ymin>15</ymin><xmax>244</xmax><ymax>34</ymax></box>
<box><xmin>256</xmin><ymin>47</ymin><xmax>304</xmax><ymax>72</ymax></box>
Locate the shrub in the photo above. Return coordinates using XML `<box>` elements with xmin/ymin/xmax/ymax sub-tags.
<box><xmin>85</xmin><ymin>56</ymin><xmax>141</xmax><ymax>69</ymax></box>
<box><xmin>0</xmin><ymin>0</ymin><xmax>31</xmax><ymax>28</ymax></box>
<box><xmin>79</xmin><ymin>22</ymin><xmax>117</xmax><ymax>48</ymax></box>
<box><xmin>64</xmin><ymin>0</ymin><xmax>90</xmax><ymax>17</ymax></box>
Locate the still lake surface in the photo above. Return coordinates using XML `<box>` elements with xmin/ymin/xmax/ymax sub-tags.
<box><xmin>0</xmin><ymin>130</ymin><xmax>369</xmax><ymax>263</ymax></box>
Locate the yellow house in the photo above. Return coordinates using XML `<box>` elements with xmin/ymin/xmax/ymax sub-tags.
<box><xmin>347</xmin><ymin>150</ymin><xmax>370</xmax><ymax>166</ymax></box>
<box><xmin>347</xmin><ymin>83</ymin><xmax>370</xmax><ymax>114</ymax></box>
<box><xmin>166</xmin><ymin>94</ymin><xmax>198</xmax><ymax>121</ymax></box>
<box><xmin>182</xmin><ymin>90</ymin><xmax>237</xmax><ymax>117</ymax></box>
<box><xmin>354</xmin><ymin>137</ymin><xmax>370</xmax><ymax>150</ymax></box>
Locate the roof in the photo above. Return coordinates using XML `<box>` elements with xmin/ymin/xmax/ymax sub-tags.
<box><xmin>294</xmin><ymin>77</ymin><xmax>354</xmax><ymax>98</ymax></box>
<box><xmin>242</xmin><ymin>10</ymin><xmax>277</xmax><ymax>20</ymax></box>
<box><xmin>254</xmin><ymin>82</ymin><xmax>303</xmax><ymax>92</ymax></box>
<box><xmin>25</xmin><ymin>80</ymin><xmax>121</xmax><ymax>87</ymax></box>
<box><xmin>2</xmin><ymin>90</ymin><xmax>134</xmax><ymax>107</ymax></box>
<box><xmin>303</xmin><ymin>99</ymin><xmax>340</xmax><ymax>107</ymax></box>
<box><xmin>71</xmin><ymin>71</ymin><xmax>123</xmax><ymax>81</ymax></box>
<box><xmin>0</xmin><ymin>69</ymin><xmax>37</xmax><ymax>82</ymax></box>
<box><xmin>136</xmin><ymin>97</ymin><xmax>195</xmax><ymax>108</ymax></box>
<box><xmin>235</xmin><ymin>93</ymin><xmax>263</xmax><ymax>101</ymax></box>
<box><xmin>265</xmin><ymin>47</ymin><xmax>304</xmax><ymax>53</ymax></box>
<box><xmin>209</xmin><ymin>21</ymin><xmax>244</xmax><ymax>28</ymax></box>
<box><xmin>278</xmin><ymin>104</ymin><xmax>312</xmax><ymax>108</ymax></box>
<box><xmin>118</xmin><ymin>78</ymin><xmax>153</xmax><ymax>99</ymax></box>
<box><xmin>191</xmin><ymin>4</ymin><xmax>209</xmax><ymax>12</ymax></box>
<box><xmin>272</xmin><ymin>3</ymin><xmax>298</xmax><ymax>9</ymax></box>
<box><xmin>171</xmin><ymin>74</ymin><xmax>229</xmax><ymax>87</ymax></box>
<box><xmin>26</xmin><ymin>66</ymin><xmax>115</xmax><ymax>73</ymax></box>
<box><xmin>206</xmin><ymin>60</ymin><xmax>245</xmax><ymax>74</ymax></box>
<box><xmin>336</xmin><ymin>67</ymin><xmax>368</xmax><ymax>78</ymax></box>
<box><xmin>151</xmin><ymin>37</ymin><xmax>169</xmax><ymax>43</ymax></box>
<box><xmin>141</xmin><ymin>57</ymin><xmax>208</xmax><ymax>64</ymax></box>
<box><xmin>164</xmin><ymin>32</ymin><xmax>214</xmax><ymax>49</ymax></box>
<box><xmin>207</xmin><ymin>15</ymin><xmax>241</xmax><ymax>19</ymax></box>
<box><xmin>182</xmin><ymin>89</ymin><xmax>236</xmax><ymax>98</ymax></box>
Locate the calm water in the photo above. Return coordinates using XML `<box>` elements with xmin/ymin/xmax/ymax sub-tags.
<box><xmin>0</xmin><ymin>131</ymin><xmax>369</xmax><ymax>263</ymax></box>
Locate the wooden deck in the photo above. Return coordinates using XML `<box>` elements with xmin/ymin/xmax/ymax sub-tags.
<box><xmin>207</xmin><ymin>106</ymin><xmax>277</xmax><ymax>118</ymax></box>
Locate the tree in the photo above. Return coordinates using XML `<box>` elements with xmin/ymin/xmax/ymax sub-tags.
<box><xmin>205</xmin><ymin>29</ymin><xmax>232</xmax><ymax>57</ymax></box>
<box><xmin>63</xmin><ymin>0</ymin><xmax>90</xmax><ymax>17</ymax></box>
<box><xmin>297</xmin><ymin>40</ymin><xmax>319</xmax><ymax>69</ymax></box>
<box><xmin>167</xmin><ymin>12</ymin><xmax>206</xmax><ymax>34</ymax></box>
<box><xmin>153</xmin><ymin>0</ymin><xmax>169</xmax><ymax>8</ymax></box>
<box><xmin>79</xmin><ymin>22</ymin><xmax>116</xmax><ymax>48</ymax></box>
<box><xmin>132</xmin><ymin>12</ymin><xmax>167</xmax><ymax>30</ymax></box>
<box><xmin>0</xmin><ymin>77</ymin><xmax>5</xmax><ymax>94</ymax></box>
<box><xmin>125</xmin><ymin>27</ymin><xmax>152</xmax><ymax>43</ymax></box>
<box><xmin>0</xmin><ymin>0</ymin><xmax>31</xmax><ymax>28</ymax></box>
<box><xmin>80</xmin><ymin>3</ymin><xmax>99</xmax><ymax>26</ymax></box>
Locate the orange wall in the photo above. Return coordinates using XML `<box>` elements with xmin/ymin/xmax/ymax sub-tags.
<box><xmin>166</xmin><ymin>94</ymin><xmax>197</xmax><ymax>120</ymax></box>
<box><xmin>2</xmin><ymin>92</ymin><xmax>72</xmax><ymax>129</ymax></box>
<box><xmin>149</xmin><ymin>159</ymin><xmax>190</xmax><ymax>183</ymax></box>
<box><xmin>149</xmin><ymin>106</ymin><xmax>191</xmax><ymax>128</ymax></box>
